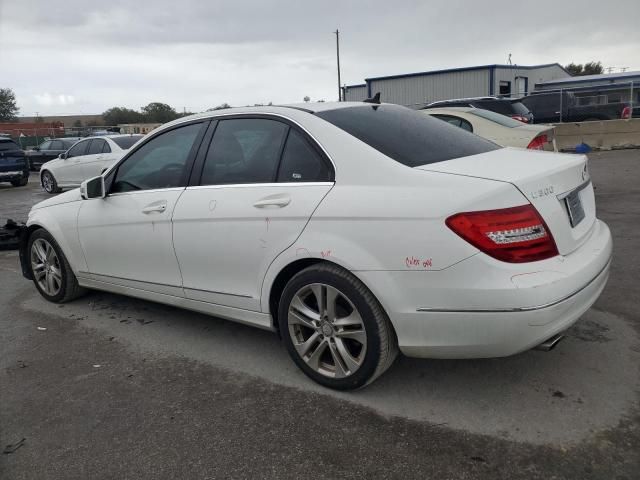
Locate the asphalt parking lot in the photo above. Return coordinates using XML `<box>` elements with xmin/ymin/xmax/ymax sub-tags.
<box><xmin>1</xmin><ymin>149</ymin><xmax>639</xmax><ymax>479</ymax></box>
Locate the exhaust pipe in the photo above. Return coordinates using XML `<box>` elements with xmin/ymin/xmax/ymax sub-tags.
<box><xmin>535</xmin><ymin>334</ymin><xmax>564</xmax><ymax>352</ymax></box>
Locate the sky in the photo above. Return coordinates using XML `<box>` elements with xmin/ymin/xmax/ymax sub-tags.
<box><xmin>1</xmin><ymin>0</ymin><xmax>639</xmax><ymax>117</ymax></box>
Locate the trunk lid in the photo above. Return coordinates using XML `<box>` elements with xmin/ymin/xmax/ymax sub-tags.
<box><xmin>416</xmin><ymin>148</ymin><xmax>595</xmax><ymax>255</ymax></box>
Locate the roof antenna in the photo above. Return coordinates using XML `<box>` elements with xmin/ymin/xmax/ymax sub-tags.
<box><xmin>363</xmin><ymin>92</ymin><xmax>381</xmax><ymax>104</ymax></box>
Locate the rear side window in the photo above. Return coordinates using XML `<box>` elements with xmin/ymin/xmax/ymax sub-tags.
<box><xmin>316</xmin><ymin>104</ymin><xmax>498</xmax><ymax>167</ymax></box>
<box><xmin>87</xmin><ymin>139</ymin><xmax>105</xmax><ymax>155</ymax></box>
<box><xmin>277</xmin><ymin>129</ymin><xmax>331</xmax><ymax>182</ymax></box>
<box><xmin>201</xmin><ymin>119</ymin><xmax>287</xmax><ymax>185</ymax></box>
<box><xmin>0</xmin><ymin>140</ymin><xmax>20</xmax><ymax>151</ymax></box>
<box><xmin>102</xmin><ymin>142</ymin><xmax>112</xmax><ymax>153</ymax></box>
<box><xmin>510</xmin><ymin>102</ymin><xmax>531</xmax><ymax>116</ymax></box>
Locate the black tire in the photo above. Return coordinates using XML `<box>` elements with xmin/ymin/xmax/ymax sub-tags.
<box><xmin>41</xmin><ymin>170</ymin><xmax>60</xmax><ymax>194</ymax></box>
<box><xmin>278</xmin><ymin>263</ymin><xmax>398</xmax><ymax>390</ymax></box>
<box><xmin>11</xmin><ymin>177</ymin><xmax>28</xmax><ymax>187</ymax></box>
<box><xmin>27</xmin><ymin>228</ymin><xmax>87</xmax><ymax>303</ymax></box>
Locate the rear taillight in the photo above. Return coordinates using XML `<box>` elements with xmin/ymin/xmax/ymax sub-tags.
<box><xmin>446</xmin><ymin>205</ymin><xmax>559</xmax><ymax>263</ymax></box>
<box><xmin>511</xmin><ymin>115</ymin><xmax>529</xmax><ymax>123</ymax></box>
<box><xmin>527</xmin><ymin>134</ymin><xmax>548</xmax><ymax>150</ymax></box>
<box><xmin>622</xmin><ymin>106</ymin><xmax>631</xmax><ymax>119</ymax></box>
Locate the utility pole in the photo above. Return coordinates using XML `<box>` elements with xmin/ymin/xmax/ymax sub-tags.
<box><xmin>335</xmin><ymin>29</ymin><xmax>342</xmax><ymax>101</ymax></box>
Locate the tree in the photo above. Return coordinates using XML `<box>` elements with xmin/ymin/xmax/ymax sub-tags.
<box><xmin>208</xmin><ymin>103</ymin><xmax>231</xmax><ymax>111</ymax></box>
<box><xmin>0</xmin><ymin>88</ymin><xmax>19</xmax><ymax>121</ymax></box>
<box><xmin>141</xmin><ymin>102</ymin><xmax>179</xmax><ymax>123</ymax></box>
<box><xmin>102</xmin><ymin>107</ymin><xmax>143</xmax><ymax>125</ymax></box>
<box><xmin>565</xmin><ymin>61</ymin><xmax>604</xmax><ymax>76</ymax></box>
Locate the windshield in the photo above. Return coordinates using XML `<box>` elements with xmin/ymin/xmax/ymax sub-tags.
<box><xmin>112</xmin><ymin>135</ymin><xmax>144</xmax><ymax>150</ymax></box>
<box><xmin>468</xmin><ymin>108</ymin><xmax>524</xmax><ymax>128</ymax></box>
<box><xmin>316</xmin><ymin>104</ymin><xmax>499</xmax><ymax>167</ymax></box>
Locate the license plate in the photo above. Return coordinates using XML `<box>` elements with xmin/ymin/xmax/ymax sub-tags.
<box><xmin>564</xmin><ymin>189</ymin><xmax>585</xmax><ymax>227</ymax></box>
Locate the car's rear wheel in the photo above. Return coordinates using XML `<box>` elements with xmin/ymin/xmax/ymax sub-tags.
<box><xmin>11</xmin><ymin>177</ymin><xmax>28</xmax><ymax>187</ymax></box>
<box><xmin>41</xmin><ymin>170</ymin><xmax>60</xmax><ymax>194</ymax></box>
<box><xmin>278</xmin><ymin>263</ymin><xmax>397</xmax><ymax>390</ymax></box>
<box><xmin>28</xmin><ymin>229</ymin><xmax>86</xmax><ymax>303</ymax></box>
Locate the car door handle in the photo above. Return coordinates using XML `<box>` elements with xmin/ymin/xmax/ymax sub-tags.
<box><xmin>253</xmin><ymin>194</ymin><xmax>291</xmax><ymax>208</ymax></box>
<box><xmin>142</xmin><ymin>202</ymin><xmax>167</xmax><ymax>214</ymax></box>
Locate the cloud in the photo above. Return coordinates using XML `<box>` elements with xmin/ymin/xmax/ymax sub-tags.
<box><xmin>33</xmin><ymin>93</ymin><xmax>76</xmax><ymax>107</ymax></box>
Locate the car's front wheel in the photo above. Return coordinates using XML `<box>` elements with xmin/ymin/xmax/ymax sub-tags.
<box><xmin>11</xmin><ymin>177</ymin><xmax>28</xmax><ymax>187</ymax></box>
<box><xmin>278</xmin><ymin>263</ymin><xmax>397</xmax><ymax>390</ymax></box>
<box><xmin>28</xmin><ymin>229</ymin><xmax>86</xmax><ymax>303</ymax></box>
<box><xmin>41</xmin><ymin>170</ymin><xmax>60</xmax><ymax>194</ymax></box>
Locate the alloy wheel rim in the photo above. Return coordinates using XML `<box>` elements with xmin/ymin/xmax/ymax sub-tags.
<box><xmin>31</xmin><ymin>238</ymin><xmax>62</xmax><ymax>296</ymax></box>
<box><xmin>42</xmin><ymin>173</ymin><xmax>52</xmax><ymax>192</ymax></box>
<box><xmin>288</xmin><ymin>283</ymin><xmax>367</xmax><ymax>378</ymax></box>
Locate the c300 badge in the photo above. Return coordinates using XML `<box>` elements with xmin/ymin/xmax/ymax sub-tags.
<box><xmin>531</xmin><ymin>186</ymin><xmax>554</xmax><ymax>199</ymax></box>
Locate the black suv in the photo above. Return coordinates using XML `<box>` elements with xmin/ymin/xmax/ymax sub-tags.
<box><xmin>0</xmin><ymin>137</ymin><xmax>29</xmax><ymax>187</ymax></box>
<box><xmin>521</xmin><ymin>91</ymin><xmax>634</xmax><ymax>123</ymax></box>
<box><xmin>26</xmin><ymin>137</ymin><xmax>82</xmax><ymax>170</ymax></box>
<box><xmin>423</xmin><ymin>96</ymin><xmax>534</xmax><ymax>123</ymax></box>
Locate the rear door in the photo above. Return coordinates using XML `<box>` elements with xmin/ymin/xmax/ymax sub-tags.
<box><xmin>172</xmin><ymin>117</ymin><xmax>334</xmax><ymax>311</ymax></box>
<box><xmin>80</xmin><ymin>138</ymin><xmax>110</xmax><ymax>179</ymax></box>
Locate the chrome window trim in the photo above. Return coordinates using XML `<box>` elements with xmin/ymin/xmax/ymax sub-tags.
<box><xmin>185</xmin><ymin>181</ymin><xmax>334</xmax><ymax>190</ymax></box>
<box><xmin>556</xmin><ymin>179</ymin><xmax>592</xmax><ymax>200</ymax></box>
<box><xmin>416</xmin><ymin>256</ymin><xmax>611</xmax><ymax>313</ymax></box>
<box><xmin>107</xmin><ymin>187</ymin><xmax>186</xmax><ymax>197</ymax></box>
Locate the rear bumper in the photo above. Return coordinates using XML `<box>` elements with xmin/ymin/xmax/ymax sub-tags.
<box><xmin>357</xmin><ymin>219</ymin><xmax>612</xmax><ymax>359</ymax></box>
<box><xmin>0</xmin><ymin>170</ymin><xmax>28</xmax><ymax>181</ymax></box>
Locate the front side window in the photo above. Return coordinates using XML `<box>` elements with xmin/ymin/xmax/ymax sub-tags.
<box><xmin>317</xmin><ymin>104</ymin><xmax>499</xmax><ymax>168</ymax></box>
<box><xmin>200</xmin><ymin>119</ymin><xmax>287</xmax><ymax>185</ymax></box>
<box><xmin>102</xmin><ymin>141</ymin><xmax>112</xmax><ymax>153</ymax></box>
<box><xmin>50</xmin><ymin>140</ymin><xmax>64</xmax><ymax>150</ymax></box>
<box><xmin>66</xmin><ymin>140</ymin><xmax>89</xmax><ymax>158</ymax></box>
<box><xmin>277</xmin><ymin>129</ymin><xmax>331</xmax><ymax>182</ymax></box>
<box><xmin>39</xmin><ymin>141</ymin><xmax>52</xmax><ymax>150</ymax></box>
<box><xmin>111</xmin><ymin>123</ymin><xmax>202</xmax><ymax>193</ymax></box>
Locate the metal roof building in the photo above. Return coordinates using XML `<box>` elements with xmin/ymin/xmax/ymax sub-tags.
<box><xmin>343</xmin><ymin>63</ymin><xmax>570</xmax><ymax>108</ymax></box>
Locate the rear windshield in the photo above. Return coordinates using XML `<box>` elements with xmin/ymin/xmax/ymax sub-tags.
<box><xmin>510</xmin><ymin>101</ymin><xmax>531</xmax><ymax>116</ymax></box>
<box><xmin>468</xmin><ymin>108</ymin><xmax>523</xmax><ymax>128</ymax></box>
<box><xmin>316</xmin><ymin>104</ymin><xmax>499</xmax><ymax>167</ymax></box>
<box><xmin>0</xmin><ymin>140</ymin><xmax>20</xmax><ymax>151</ymax></box>
<box><xmin>112</xmin><ymin>135</ymin><xmax>143</xmax><ymax>149</ymax></box>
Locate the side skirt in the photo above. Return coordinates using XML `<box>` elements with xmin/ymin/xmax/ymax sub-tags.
<box><xmin>77</xmin><ymin>275</ymin><xmax>275</xmax><ymax>332</ymax></box>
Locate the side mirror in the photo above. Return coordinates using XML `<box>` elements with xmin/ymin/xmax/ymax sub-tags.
<box><xmin>58</xmin><ymin>153</ymin><xmax>67</xmax><ymax>159</ymax></box>
<box><xmin>32</xmin><ymin>146</ymin><xmax>40</xmax><ymax>151</ymax></box>
<box><xmin>80</xmin><ymin>176</ymin><xmax>105</xmax><ymax>200</ymax></box>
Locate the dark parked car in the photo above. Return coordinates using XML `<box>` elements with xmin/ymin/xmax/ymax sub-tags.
<box><xmin>26</xmin><ymin>137</ymin><xmax>82</xmax><ymax>170</ymax></box>
<box><xmin>423</xmin><ymin>96</ymin><xmax>534</xmax><ymax>123</ymax></box>
<box><xmin>521</xmin><ymin>91</ymin><xmax>633</xmax><ymax>123</ymax></box>
<box><xmin>0</xmin><ymin>138</ymin><xmax>29</xmax><ymax>187</ymax></box>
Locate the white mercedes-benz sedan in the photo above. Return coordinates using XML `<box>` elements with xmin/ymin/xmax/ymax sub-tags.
<box><xmin>39</xmin><ymin>134</ymin><xmax>144</xmax><ymax>194</ymax></box>
<box><xmin>19</xmin><ymin>102</ymin><xmax>612</xmax><ymax>390</ymax></box>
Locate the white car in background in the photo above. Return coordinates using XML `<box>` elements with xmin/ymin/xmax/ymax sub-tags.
<box><xmin>20</xmin><ymin>103</ymin><xmax>611</xmax><ymax>390</ymax></box>
<box><xmin>422</xmin><ymin>107</ymin><xmax>557</xmax><ymax>151</ymax></box>
<box><xmin>40</xmin><ymin>135</ymin><xmax>143</xmax><ymax>194</ymax></box>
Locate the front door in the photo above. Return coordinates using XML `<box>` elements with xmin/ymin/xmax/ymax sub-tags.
<box><xmin>59</xmin><ymin>139</ymin><xmax>91</xmax><ymax>184</ymax></box>
<box><xmin>77</xmin><ymin>122</ymin><xmax>207</xmax><ymax>295</ymax></box>
<box><xmin>172</xmin><ymin>118</ymin><xmax>334</xmax><ymax>311</ymax></box>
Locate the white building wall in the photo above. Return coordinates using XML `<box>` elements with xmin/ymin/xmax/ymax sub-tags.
<box><xmin>368</xmin><ymin>69</ymin><xmax>490</xmax><ymax>108</ymax></box>
<box><xmin>343</xmin><ymin>85</ymin><xmax>368</xmax><ymax>102</ymax></box>
<box><xmin>494</xmin><ymin>65</ymin><xmax>569</xmax><ymax>97</ymax></box>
